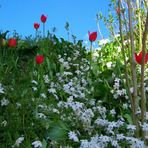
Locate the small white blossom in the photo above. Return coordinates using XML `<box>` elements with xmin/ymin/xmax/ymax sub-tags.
<box><xmin>127</xmin><ymin>125</ymin><xmax>136</xmax><ymax>131</ymax></box>
<box><xmin>48</xmin><ymin>88</ymin><xmax>56</xmax><ymax>94</ymax></box>
<box><xmin>31</xmin><ymin>80</ymin><xmax>38</xmax><ymax>85</ymax></box>
<box><xmin>43</xmin><ymin>75</ymin><xmax>50</xmax><ymax>83</ymax></box>
<box><xmin>37</xmin><ymin>113</ymin><xmax>46</xmax><ymax>119</ymax></box>
<box><xmin>106</xmin><ymin>62</ymin><xmax>112</xmax><ymax>68</ymax></box>
<box><xmin>1</xmin><ymin>98</ymin><xmax>9</xmax><ymax>106</ymax></box>
<box><xmin>14</xmin><ymin>136</ymin><xmax>24</xmax><ymax>147</ymax></box>
<box><xmin>141</xmin><ymin>123</ymin><xmax>148</xmax><ymax>132</ymax></box>
<box><xmin>32</xmin><ymin>87</ymin><xmax>37</xmax><ymax>91</ymax></box>
<box><xmin>98</xmin><ymin>39</ymin><xmax>110</xmax><ymax>46</ymax></box>
<box><xmin>32</xmin><ymin>140</ymin><xmax>42</xmax><ymax>148</ymax></box>
<box><xmin>40</xmin><ymin>93</ymin><xmax>46</xmax><ymax>99</ymax></box>
<box><xmin>110</xmin><ymin>109</ymin><xmax>116</xmax><ymax>116</ymax></box>
<box><xmin>130</xmin><ymin>87</ymin><xmax>134</xmax><ymax>93</ymax></box>
<box><xmin>123</xmin><ymin>103</ymin><xmax>128</xmax><ymax>109</ymax></box>
<box><xmin>68</xmin><ymin>131</ymin><xmax>79</xmax><ymax>142</ymax></box>
<box><xmin>1</xmin><ymin>120</ymin><xmax>7</xmax><ymax>127</ymax></box>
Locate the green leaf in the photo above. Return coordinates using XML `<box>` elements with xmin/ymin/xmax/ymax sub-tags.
<box><xmin>124</xmin><ymin>114</ymin><xmax>133</xmax><ymax>124</ymax></box>
<box><xmin>46</xmin><ymin>120</ymin><xmax>69</xmax><ymax>141</ymax></box>
<box><xmin>42</xmin><ymin>139</ymin><xmax>47</xmax><ymax>148</ymax></box>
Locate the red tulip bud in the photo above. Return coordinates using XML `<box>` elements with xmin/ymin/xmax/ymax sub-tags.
<box><xmin>36</xmin><ymin>55</ymin><xmax>44</xmax><ymax>64</ymax></box>
<box><xmin>41</xmin><ymin>14</ymin><xmax>47</xmax><ymax>23</ymax></box>
<box><xmin>8</xmin><ymin>38</ymin><xmax>17</xmax><ymax>47</ymax></box>
<box><xmin>88</xmin><ymin>31</ymin><xmax>97</xmax><ymax>42</ymax></box>
<box><xmin>135</xmin><ymin>51</ymin><xmax>148</xmax><ymax>65</ymax></box>
<box><xmin>34</xmin><ymin>23</ymin><xmax>40</xmax><ymax>29</ymax></box>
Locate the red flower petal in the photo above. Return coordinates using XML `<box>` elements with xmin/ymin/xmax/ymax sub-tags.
<box><xmin>8</xmin><ymin>38</ymin><xmax>17</xmax><ymax>47</ymax></box>
<box><xmin>88</xmin><ymin>31</ymin><xmax>97</xmax><ymax>42</ymax></box>
<box><xmin>145</xmin><ymin>53</ymin><xmax>148</xmax><ymax>63</ymax></box>
<box><xmin>135</xmin><ymin>51</ymin><xmax>148</xmax><ymax>65</ymax></box>
<box><xmin>36</xmin><ymin>55</ymin><xmax>44</xmax><ymax>64</ymax></box>
<box><xmin>34</xmin><ymin>23</ymin><xmax>40</xmax><ymax>29</ymax></box>
<box><xmin>40</xmin><ymin>14</ymin><xmax>47</xmax><ymax>23</ymax></box>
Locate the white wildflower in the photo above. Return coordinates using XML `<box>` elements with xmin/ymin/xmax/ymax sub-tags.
<box><xmin>16</xmin><ymin>102</ymin><xmax>21</xmax><ymax>108</ymax></box>
<box><xmin>14</xmin><ymin>136</ymin><xmax>24</xmax><ymax>147</ymax></box>
<box><xmin>110</xmin><ymin>109</ymin><xmax>116</xmax><ymax>115</ymax></box>
<box><xmin>141</xmin><ymin>123</ymin><xmax>148</xmax><ymax>132</ymax></box>
<box><xmin>37</xmin><ymin>113</ymin><xmax>46</xmax><ymax>119</ymax></box>
<box><xmin>31</xmin><ymin>80</ymin><xmax>38</xmax><ymax>85</ymax></box>
<box><xmin>117</xmin><ymin>46</ymin><xmax>121</xmax><ymax>52</ymax></box>
<box><xmin>106</xmin><ymin>62</ymin><xmax>112</xmax><ymax>68</ymax></box>
<box><xmin>1</xmin><ymin>98</ymin><xmax>9</xmax><ymax>106</ymax></box>
<box><xmin>68</xmin><ymin>131</ymin><xmax>79</xmax><ymax>142</ymax></box>
<box><xmin>48</xmin><ymin>88</ymin><xmax>56</xmax><ymax>94</ymax></box>
<box><xmin>32</xmin><ymin>140</ymin><xmax>42</xmax><ymax>148</ymax></box>
<box><xmin>98</xmin><ymin>39</ymin><xmax>110</xmax><ymax>46</ymax></box>
<box><xmin>1</xmin><ymin>120</ymin><xmax>7</xmax><ymax>127</ymax></box>
<box><xmin>127</xmin><ymin>125</ymin><xmax>136</xmax><ymax>131</ymax></box>
<box><xmin>111</xmin><ymin>140</ymin><xmax>118</xmax><ymax>147</ymax></box>
<box><xmin>32</xmin><ymin>87</ymin><xmax>37</xmax><ymax>91</ymax></box>
<box><xmin>40</xmin><ymin>93</ymin><xmax>46</xmax><ymax>99</ymax></box>
<box><xmin>43</xmin><ymin>75</ymin><xmax>50</xmax><ymax>83</ymax></box>
<box><xmin>130</xmin><ymin>87</ymin><xmax>134</xmax><ymax>93</ymax></box>
<box><xmin>123</xmin><ymin>103</ymin><xmax>128</xmax><ymax>109</ymax></box>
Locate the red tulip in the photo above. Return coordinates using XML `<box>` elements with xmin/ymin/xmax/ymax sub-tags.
<box><xmin>88</xmin><ymin>31</ymin><xmax>97</xmax><ymax>42</ymax></box>
<box><xmin>135</xmin><ymin>51</ymin><xmax>148</xmax><ymax>65</ymax></box>
<box><xmin>116</xmin><ymin>7</ymin><xmax>120</xmax><ymax>14</ymax></box>
<box><xmin>36</xmin><ymin>55</ymin><xmax>44</xmax><ymax>64</ymax></box>
<box><xmin>34</xmin><ymin>23</ymin><xmax>40</xmax><ymax>29</ymax></box>
<box><xmin>40</xmin><ymin>14</ymin><xmax>47</xmax><ymax>23</ymax></box>
<box><xmin>8</xmin><ymin>38</ymin><xmax>17</xmax><ymax>47</ymax></box>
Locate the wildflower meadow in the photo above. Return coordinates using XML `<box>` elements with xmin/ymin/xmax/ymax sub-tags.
<box><xmin>0</xmin><ymin>0</ymin><xmax>148</xmax><ymax>147</ymax></box>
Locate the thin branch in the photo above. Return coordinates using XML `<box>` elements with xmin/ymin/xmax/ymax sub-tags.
<box><xmin>127</xmin><ymin>0</ymin><xmax>139</xmax><ymax>137</ymax></box>
<box><xmin>141</xmin><ymin>9</ymin><xmax>148</xmax><ymax>142</ymax></box>
<box><xmin>118</xmin><ymin>0</ymin><xmax>134</xmax><ymax>122</ymax></box>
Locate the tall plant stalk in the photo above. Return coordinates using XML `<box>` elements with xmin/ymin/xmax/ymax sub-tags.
<box><xmin>96</xmin><ymin>14</ymin><xmax>104</xmax><ymax>39</ymax></box>
<box><xmin>127</xmin><ymin>0</ymin><xmax>139</xmax><ymax>137</ymax></box>
<box><xmin>43</xmin><ymin>23</ymin><xmax>45</xmax><ymax>38</ymax></box>
<box><xmin>118</xmin><ymin>0</ymin><xmax>134</xmax><ymax>122</ymax></box>
<box><xmin>141</xmin><ymin>10</ymin><xmax>148</xmax><ymax>142</ymax></box>
<box><xmin>136</xmin><ymin>0</ymin><xmax>142</xmax><ymax>51</ymax></box>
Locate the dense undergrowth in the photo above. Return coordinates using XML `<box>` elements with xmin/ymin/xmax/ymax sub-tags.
<box><xmin>0</xmin><ymin>32</ymin><xmax>147</xmax><ymax>147</ymax></box>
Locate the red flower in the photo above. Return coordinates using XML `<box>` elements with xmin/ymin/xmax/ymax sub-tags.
<box><xmin>88</xmin><ymin>31</ymin><xmax>97</xmax><ymax>42</ymax></box>
<box><xmin>116</xmin><ymin>7</ymin><xmax>120</xmax><ymax>14</ymax></box>
<box><xmin>34</xmin><ymin>23</ymin><xmax>40</xmax><ymax>29</ymax></box>
<box><xmin>135</xmin><ymin>51</ymin><xmax>148</xmax><ymax>65</ymax></box>
<box><xmin>36</xmin><ymin>55</ymin><xmax>44</xmax><ymax>64</ymax></box>
<box><xmin>8</xmin><ymin>38</ymin><xmax>17</xmax><ymax>47</ymax></box>
<box><xmin>40</xmin><ymin>14</ymin><xmax>47</xmax><ymax>23</ymax></box>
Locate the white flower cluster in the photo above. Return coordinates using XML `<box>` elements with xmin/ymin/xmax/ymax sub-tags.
<box><xmin>111</xmin><ymin>77</ymin><xmax>128</xmax><ymax>99</ymax></box>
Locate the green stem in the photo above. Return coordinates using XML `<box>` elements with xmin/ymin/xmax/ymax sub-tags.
<box><xmin>136</xmin><ymin>0</ymin><xmax>142</xmax><ymax>51</ymax></box>
<box><xmin>118</xmin><ymin>0</ymin><xmax>134</xmax><ymax>123</ymax></box>
<box><xmin>127</xmin><ymin>0</ymin><xmax>139</xmax><ymax>137</ymax></box>
<box><xmin>141</xmin><ymin>10</ymin><xmax>148</xmax><ymax>143</ymax></box>
<box><xmin>43</xmin><ymin>23</ymin><xmax>45</xmax><ymax>38</ymax></box>
<box><xmin>96</xmin><ymin>18</ymin><xmax>104</xmax><ymax>39</ymax></box>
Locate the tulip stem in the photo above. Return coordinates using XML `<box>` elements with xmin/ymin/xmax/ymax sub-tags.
<box><xmin>36</xmin><ymin>29</ymin><xmax>38</xmax><ymax>39</ymax></box>
<box><xmin>43</xmin><ymin>23</ymin><xmax>45</xmax><ymax>38</ymax></box>
<box><xmin>90</xmin><ymin>42</ymin><xmax>92</xmax><ymax>51</ymax></box>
